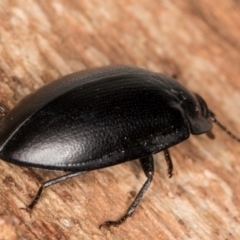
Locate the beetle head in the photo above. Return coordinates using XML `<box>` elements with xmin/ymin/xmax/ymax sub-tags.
<box><xmin>176</xmin><ymin>91</ymin><xmax>213</xmax><ymax>135</ymax></box>
<box><xmin>158</xmin><ymin>73</ymin><xmax>213</xmax><ymax>135</ymax></box>
<box><xmin>194</xmin><ymin>93</ymin><xmax>240</xmax><ymax>143</ymax></box>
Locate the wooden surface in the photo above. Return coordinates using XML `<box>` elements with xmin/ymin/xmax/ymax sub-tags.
<box><xmin>0</xmin><ymin>1</ymin><xmax>240</xmax><ymax>239</ymax></box>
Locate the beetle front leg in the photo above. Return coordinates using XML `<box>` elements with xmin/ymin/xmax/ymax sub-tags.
<box><xmin>99</xmin><ymin>155</ymin><xmax>154</xmax><ymax>228</ymax></box>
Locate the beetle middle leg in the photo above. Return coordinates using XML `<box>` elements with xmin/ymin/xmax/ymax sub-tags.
<box><xmin>27</xmin><ymin>171</ymin><xmax>87</xmax><ymax>210</ymax></box>
<box><xmin>99</xmin><ymin>155</ymin><xmax>154</xmax><ymax>228</ymax></box>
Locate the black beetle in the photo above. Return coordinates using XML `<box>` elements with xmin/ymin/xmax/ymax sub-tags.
<box><xmin>0</xmin><ymin>65</ymin><xmax>239</xmax><ymax>228</ymax></box>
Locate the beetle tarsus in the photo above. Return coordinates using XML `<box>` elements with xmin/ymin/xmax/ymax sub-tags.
<box><xmin>99</xmin><ymin>216</ymin><xmax>128</xmax><ymax>229</ymax></box>
<box><xmin>20</xmin><ymin>205</ymin><xmax>33</xmax><ymax>217</ymax></box>
<box><xmin>164</xmin><ymin>149</ymin><xmax>173</xmax><ymax>178</ymax></box>
<box><xmin>27</xmin><ymin>184</ymin><xmax>44</xmax><ymax>210</ymax></box>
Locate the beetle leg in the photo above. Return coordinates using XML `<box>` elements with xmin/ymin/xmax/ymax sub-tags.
<box><xmin>99</xmin><ymin>155</ymin><xmax>154</xmax><ymax>229</ymax></box>
<box><xmin>163</xmin><ymin>149</ymin><xmax>173</xmax><ymax>178</ymax></box>
<box><xmin>27</xmin><ymin>171</ymin><xmax>87</xmax><ymax>210</ymax></box>
<box><xmin>206</xmin><ymin>130</ymin><xmax>215</xmax><ymax>139</ymax></box>
<box><xmin>0</xmin><ymin>105</ymin><xmax>8</xmax><ymax>121</ymax></box>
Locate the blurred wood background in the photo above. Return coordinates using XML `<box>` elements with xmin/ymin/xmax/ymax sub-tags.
<box><xmin>0</xmin><ymin>1</ymin><xmax>240</xmax><ymax>239</ymax></box>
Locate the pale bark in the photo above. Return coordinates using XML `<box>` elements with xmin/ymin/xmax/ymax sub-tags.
<box><xmin>0</xmin><ymin>1</ymin><xmax>240</xmax><ymax>239</ymax></box>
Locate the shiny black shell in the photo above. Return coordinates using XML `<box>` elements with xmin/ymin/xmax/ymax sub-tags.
<box><xmin>0</xmin><ymin>66</ymin><xmax>212</xmax><ymax>171</ymax></box>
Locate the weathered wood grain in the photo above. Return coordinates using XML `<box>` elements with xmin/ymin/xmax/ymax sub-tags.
<box><xmin>0</xmin><ymin>1</ymin><xmax>240</xmax><ymax>239</ymax></box>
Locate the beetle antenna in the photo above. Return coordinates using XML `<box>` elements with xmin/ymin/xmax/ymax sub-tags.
<box><xmin>208</xmin><ymin>112</ymin><xmax>240</xmax><ymax>143</ymax></box>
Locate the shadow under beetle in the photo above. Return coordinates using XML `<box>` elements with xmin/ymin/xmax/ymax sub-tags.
<box><xmin>0</xmin><ymin>65</ymin><xmax>239</xmax><ymax>228</ymax></box>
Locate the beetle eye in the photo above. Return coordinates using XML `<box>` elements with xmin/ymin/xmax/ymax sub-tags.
<box><xmin>194</xmin><ymin>94</ymin><xmax>209</xmax><ymax>118</ymax></box>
